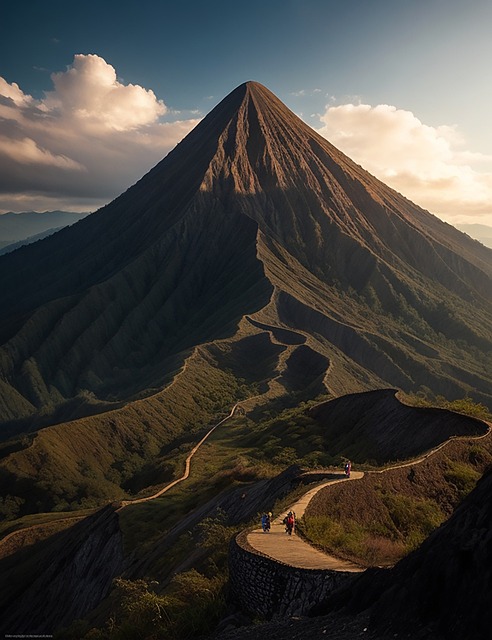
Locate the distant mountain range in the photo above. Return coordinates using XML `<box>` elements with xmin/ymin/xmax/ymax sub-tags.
<box><xmin>0</xmin><ymin>211</ymin><xmax>89</xmax><ymax>254</ymax></box>
<box><xmin>456</xmin><ymin>223</ymin><xmax>492</xmax><ymax>249</ymax></box>
<box><xmin>0</xmin><ymin>227</ymin><xmax>67</xmax><ymax>257</ymax></box>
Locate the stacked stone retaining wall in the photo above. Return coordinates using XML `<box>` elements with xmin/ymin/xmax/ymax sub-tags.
<box><xmin>229</xmin><ymin>530</ymin><xmax>357</xmax><ymax>618</ymax></box>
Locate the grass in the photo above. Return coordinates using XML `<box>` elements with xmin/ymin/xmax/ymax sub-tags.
<box><xmin>0</xmin><ymin>346</ymin><xmax>260</xmax><ymax>517</ymax></box>
<box><xmin>118</xmin><ymin>414</ymin><xmax>274</xmax><ymax>555</ymax></box>
<box><xmin>299</xmin><ymin>428</ymin><xmax>492</xmax><ymax>567</ymax></box>
<box><xmin>0</xmin><ymin>507</ymin><xmax>96</xmax><ymax>538</ymax></box>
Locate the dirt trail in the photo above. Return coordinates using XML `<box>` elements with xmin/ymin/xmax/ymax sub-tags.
<box><xmin>247</xmin><ymin>472</ymin><xmax>365</xmax><ymax>572</ymax></box>
<box><xmin>0</xmin><ymin>403</ymin><xmax>242</xmax><ymax>553</ymax></box>
<box><xmin>117</xmin><ymin>404</ymin><xmax>239</xmax><ymax>510</ymax></box>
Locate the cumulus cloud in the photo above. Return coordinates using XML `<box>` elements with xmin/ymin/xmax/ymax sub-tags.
<box><xmin>0</xmin><ymin>55</ymin><xmax>199</xmax><ymax>212</ymax></box>
<box><xmin>316</xmin><ymin>103</ymin><xmax>492</xmax><ymax>224</ymax></box>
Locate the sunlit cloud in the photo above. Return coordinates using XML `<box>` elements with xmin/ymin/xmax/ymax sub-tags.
<box><xmin>316</xmin><ymin>103</ymin><xmax>492</xmax><ymax>225</ymax></box>
<box><xmin>0</xmin><ymin>54</ymin><xmax>199</xmax><ymax>212</ymax></box>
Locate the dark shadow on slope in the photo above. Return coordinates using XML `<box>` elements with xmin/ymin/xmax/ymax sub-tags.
<box><xmin>277</xmin><ymin>344</ymin><xmax>329</xmax><ymax>398</ymax></box>
<box><xmin>0</xmin><ymin>505</ymin><xmax>124</xmax><ymax>636</ymax></box>
<box><xmin>246</xmin><ymin>316</ymin><xmax>306</xmax><ymax>345</ymax></box>
<box><xmin>207</xmin><ymin>332</ymin><xmax>286</xmax><ymax>389</ymax></box>
<box><xmin>308</xmin><ymin>388</ymin><xmax>488</xmax><ymax>463</ymax></box>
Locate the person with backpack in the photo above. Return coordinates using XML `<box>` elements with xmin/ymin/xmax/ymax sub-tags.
<box><xmin>284</xmin><ymin>511</ymin><xmax>295</xmax><ymax>535</ymax></box>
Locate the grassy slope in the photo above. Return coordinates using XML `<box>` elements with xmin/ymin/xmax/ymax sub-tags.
<box><xmin>300</xmin><ymin>427</ymin><xmax>492</xmax><ymax>566</ymax></box>
<box><xmin>2</xmin><ymin>389</ymin><xmax>491</xmax><ymax>638</ymax></box>
<box><xmin>0</xmin><ymin>344</ymin><xmax>255</xmax><ymax>516</ymax></box>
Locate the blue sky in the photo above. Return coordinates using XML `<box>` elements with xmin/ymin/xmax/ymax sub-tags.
<box><xmin>1</xmin><ymin>0</ymin><xmax>491</xmax><ymax>226</ymax></box>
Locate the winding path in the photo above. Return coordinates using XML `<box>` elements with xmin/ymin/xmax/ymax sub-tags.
<box><xmin>247</xmin><ymin>472</ymin><xmax>365</xmax><ymax>572</ymax></box>
<box><xmin>117</xmin><ymin>404</ymin><xmax>239</xmax><ymax>510</ymax></box>
<box><xmin>0</xmin><ymin>403</ymin><xmax>241</xmax><ymax>553</ymax></box>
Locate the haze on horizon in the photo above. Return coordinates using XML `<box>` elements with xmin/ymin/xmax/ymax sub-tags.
<box><xmin>1</xmin><ymin>0</ymin><xmax>491</xmax><ymax>228</ymax></box>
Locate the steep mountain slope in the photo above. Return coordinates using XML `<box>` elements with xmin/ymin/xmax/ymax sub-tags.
<box><xmin>0</xmin><ymin>81</ymin><xmax>491</xmax><ymax>438</ymax></box>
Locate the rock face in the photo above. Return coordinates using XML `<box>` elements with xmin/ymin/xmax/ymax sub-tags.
<box><xmin>0</xmin><ymin>80</ymin><xmax>491</xmax><ymax>431</ymax></box>
<box><xmin>0</xmin><ymin>506</ymin><xmax>124</xmax><ymax>635</ymax></box>
<box><xmin>229</xmin><ymin>531</ymin><xmax>355</xmax><ymax>619</ymax></box>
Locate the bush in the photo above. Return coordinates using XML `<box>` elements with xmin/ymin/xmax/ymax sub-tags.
<box><xmin>80</xmin><ymin>572</ymin><xmax>226</xmax><ymax>640</ymax></box>
<box><xmin>444</xmin><ymin>461</ymin><xmax>481</xmax><ymax>499</ymax></box>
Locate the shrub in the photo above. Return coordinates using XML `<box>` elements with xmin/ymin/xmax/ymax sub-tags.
<box><xmin>444</xmin><ymin>461</ymin><xmax>481</xmax><ymax>499</ymax></box>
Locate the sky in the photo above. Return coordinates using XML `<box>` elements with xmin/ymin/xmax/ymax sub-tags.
<box><xmin>1</xmin><ymin>0</ymin><xmax>491</xmax><ymax>228</ymax></box>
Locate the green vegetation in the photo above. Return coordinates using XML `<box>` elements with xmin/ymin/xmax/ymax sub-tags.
<box><xmin>62</xmin><ymin>513</ymin><xmax>239</xmax><ymax>640</ymax></box>
<box><xmin>233</xmin><ymin>398</ymin><xmax>340</xmax><ymax>469</ymax></box>
<box><xmin>75</xmin><ymin>572</ymin><xmax>226</xmax><ymax>640</ymax></box>
<box><xmin>379</xmin><ymin>492</ymin><xmax>444</xmax><ymax>550</ymax></box>
<box><xmin>299</xmin><ymin>515</ymin><xmax>407</xmax><ymax>566</ymax></box>
<box><xmin>0</xmin><ymin>347</ymin><xmax>259</xmax><ymax>517</ymax></box>
<box><xmin>299</xmin><ymin>489</ymin><xmax>448</xmax><ymax>566</ymax></box>
<box><xmin>403</xmin><ymin>392</ymin><xmax>492</xmax><ymax>421</ymax></box>
<box><xmin>444</xmin><ymin>461</ymin><xmax>481</xmax><ymax>499</ymax></box>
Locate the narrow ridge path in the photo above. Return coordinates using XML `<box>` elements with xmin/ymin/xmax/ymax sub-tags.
<box><xmin>247</xmin><ymin>472</ymin><xmax>365</xmax><ymax>572</ymax></box>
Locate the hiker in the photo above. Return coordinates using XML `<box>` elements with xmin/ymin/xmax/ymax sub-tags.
<box><xmin>261</xmin><ymin>512</ymin><xmax>271</xmax><ymax>533</ymax></box>
<box><xmin>284</xmin><ymin>510</ymin><xmax>295</xmax><ymax>535</ymax></box>
<box><xmin>345</xmin><ymin>460</ymin><xmax>352</xmax><ymax>478</ymax></box>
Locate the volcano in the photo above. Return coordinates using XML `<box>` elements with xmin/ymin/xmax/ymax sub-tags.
<box><xmin>1</xmin><ymin>81</ymin><xmax>491</xmax><ymax>436</ymax></box>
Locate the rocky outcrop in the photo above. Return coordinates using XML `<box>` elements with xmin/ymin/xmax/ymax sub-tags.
<box><xmin>0</xmin><ymin>505</ymin><xmax>124</xmax><ymax>635</ymax></box>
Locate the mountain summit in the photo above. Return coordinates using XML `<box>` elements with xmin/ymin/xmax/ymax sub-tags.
<box><xmin>1</xmin><ymin>81</ymin><xmax>491</xmax><ymax>433</ymax></box>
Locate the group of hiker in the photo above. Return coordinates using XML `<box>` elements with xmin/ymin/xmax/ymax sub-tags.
<box><xmin>260</xmin><ymin>461</ymin><xmax>352</xmax><ymax>535</ymax></box>
<box><xmin>260</xmin><ymin>510</ymin><xmax>296</xmax><ymax>535</ymax></box>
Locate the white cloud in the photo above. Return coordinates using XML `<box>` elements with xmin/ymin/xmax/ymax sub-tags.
<box><xmin>0</xmin><ymin>55</ymin><xmax>199</xmax><ymax>212</ymax></box>
<box><xmin>316</xmin><ymin>103</ymin><xmax>492</xmax><ymax>225</ymax></box>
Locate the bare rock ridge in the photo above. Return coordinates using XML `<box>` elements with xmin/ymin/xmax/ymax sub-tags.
<box><xmin>0</xmin><ymin>81</ymin><xmax>491</xmax><ymax>434</ymax></box>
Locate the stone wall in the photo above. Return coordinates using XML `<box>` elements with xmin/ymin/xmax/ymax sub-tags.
<box><xmin>229</xmin><ymin>530</ymin><xmax>357</xmax><ymax>618</ymax></box>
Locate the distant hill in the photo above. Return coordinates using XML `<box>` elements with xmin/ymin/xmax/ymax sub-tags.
<box><xmin>455</xmin><ymin>223</ymin><xmax>492</xmax><ymax>249</ymax></box>
<box><xmin>0</xmin><ymin>211</ymin><xmax>90</xmax><ymax>245</ymax></box>
<box><xmin>0</xmin><ymin>227</ymin><xmax>65</xmax><ymax>256</ymax></box>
